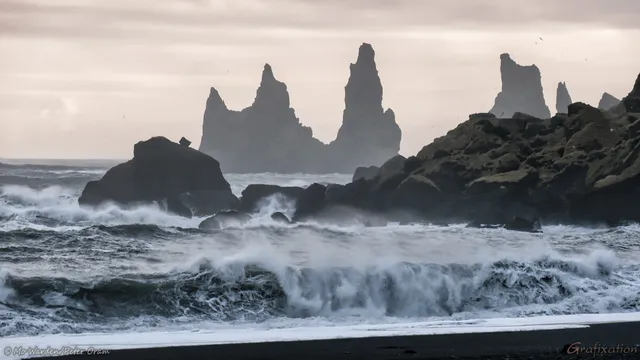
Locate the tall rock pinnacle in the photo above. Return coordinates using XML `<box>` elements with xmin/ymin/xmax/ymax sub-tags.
<box><xmin>489</xmin><ymin>53</ymin><xmax>551</xmax><ymax>119</ymax></box>
<box><xmin>199</xmin><ymin>43</ymin><xmax>402</xmax><ymax>173</ymax></box>
<box><xmin>332</xmin><ymin>43</ymin><xmax>401</xmax><ymax>171</ymax></box>
<box><xmin>252</xmin><ymin>63</ymin><xmax>290</xmax><ymax>111</ymax></box>
<box><xmin>555</xmin><ymin>82</ymin><xmax>572</xmax><ymax>114</ymax></box>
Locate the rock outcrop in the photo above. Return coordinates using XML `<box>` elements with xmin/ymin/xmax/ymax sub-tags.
<box><xmin>235</xmin><ymin>72</ymin><xmax>640</xmax><ymax>226</ymax></box>
<box><xmin>598</xmin><ymin>92</ymin><xmax>620</xmax><ymax>110</ymax></box>
<box><xmin>79</xmin><ymin>136</ymin><xmax>239</xmax><ymax>217</ymax></box>
<box><xmin>489</xmin><ymin>54</ymin><xmax>551</xmax><ymax>119</ymax></box>
<box><xmin>199</xmin><ymin>43</ymin><xmax>401</xmax><ymax>174</ymax></box>
<box><xmin>555</xmin><ymin>82</ymin><xmax>572</xmax><ymax>114</ymax></box>
<box><xmin>352</xmin><ymin>166</ymin><xmax>379</xmax><ymax>181</ymax></box>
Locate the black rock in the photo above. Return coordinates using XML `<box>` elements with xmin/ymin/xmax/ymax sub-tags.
<box><xmin>79</xmin><ymin>136</ymin><xmax>239</xmax><ymax>217</ymax></box>
<box><xmin>270</xmin><ymin>212</ymin><xmax>291</xmax><ymax>224</ymax></box>
<box><xmin>179</xmin><ymin>137</ymin><xmax>192</xmax><ymax>147</ymax></box>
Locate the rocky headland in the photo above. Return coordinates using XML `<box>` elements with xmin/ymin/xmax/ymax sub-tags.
<box><xmin>231</xmin><ymin>71</ymin><xmax>640</xmax><ymax>228</ymax></box>
<box><xmin>199</xmin><ymin>43</ymin><xmax>401</xmax><ymax>174</ymax></box>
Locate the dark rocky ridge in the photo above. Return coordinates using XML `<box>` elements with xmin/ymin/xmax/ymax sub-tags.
<box><xmin>78</xmin><ymin>137</ymin><xmax>239</xmax><ymax>218</ymax></box>
<box><xmin>555</xmin><ymin>82</ymin><xmax>572</xmax><ymax>114</ymax></box>
<box><xmin>237</xmin><ymin>71</ymin><xmax>640</xmax><ymax>226</ymax></box>
<box><xmin>199</xmin><ymin>43</ymin><xmax>400</xmax><ymax>174</ymax></box>
<box><xmin>489</xmin><ymin>53</ymin><xmax>551</xmax><ymax>119</ymax></box>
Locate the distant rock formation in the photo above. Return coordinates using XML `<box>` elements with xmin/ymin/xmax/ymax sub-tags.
<box><xmin>598</xmin><ymin>92</ymin><xmax>620</xmax><ymax>110</ymax></box>
<box><xmin>199</xmin><ymin>43</ymin><xmax>401</xmax><ymax>174</ymax></box>
<box><xmin>199</xmin><ymin>64</ymin><xmax>324</xmax><ymax>174</ymax></box>
<box><xmin>489</xmin><ymin>53</ymin><xmax>551</xmax><ymax>119</ymax></box>
<box><xmin>555</xmin><ymin>82</ymin><xmax>572</xmax><ymax>114</ymax></box>
<box><xmin>329</xmin><ymin>43</ymin><xmax>402</xmax><ymax>172</ymax></box>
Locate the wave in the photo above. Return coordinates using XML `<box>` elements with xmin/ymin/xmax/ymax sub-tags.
<box><xmin>1</xmin><ymin>250</ymin><xmax>639</xmax><ymax>337</ymax></box>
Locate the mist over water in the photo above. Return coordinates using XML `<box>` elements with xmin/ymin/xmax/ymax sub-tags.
<box><xmin>1</xmin><ymin>164</ymin><xmax>640</xmax><ymax>338</ymax></box>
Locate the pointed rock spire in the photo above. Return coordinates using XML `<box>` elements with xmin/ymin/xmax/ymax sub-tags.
<box><xmin>253</xmin><ymin>63</ymin><xmax>290</xmax><ymax>110</ymax></box>
<box><xmin>489</xmin><ymin>53</ymin><xmax>550</xmax><ymax>118</ymax></box>
<box><xmin>598</xmin><ymin>92</ymin><xmax>620</xmax><ymax>110</ymax></box>
<box><xmin>332</xmin><ymin>43</ymin><xmax>401</xmax><ymax>171</ymax></box>
<box><xmin>343</xmin><ymin>43</ymin><xmax>383</xmax><ymax>114</ymax></box>
<box><xmin>206</xmin><ymin>87</ymin><xmax>227</xmax><ymax>111</ymax></box>
<box><xmin>555</xmin><ymin>82</ymin><xmax>572</xmax><ymax>114</ymax></box>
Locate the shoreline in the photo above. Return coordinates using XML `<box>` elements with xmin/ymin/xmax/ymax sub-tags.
<box><xmin>25</xmin><ymin>321</ymin><xmax>640</xmax><ymax>360</ymax></box>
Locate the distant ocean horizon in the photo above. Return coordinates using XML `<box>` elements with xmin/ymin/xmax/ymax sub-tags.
<box><xmin>1</xmin><ymin>158</ymin><xmax>136</xmax><ymax>168</ymax></box>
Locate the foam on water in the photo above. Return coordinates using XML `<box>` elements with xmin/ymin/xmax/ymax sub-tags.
<box><xmin>1</xmin><ymin>167</ymin><xmax>640</xmax><ymax>345</ymax></box>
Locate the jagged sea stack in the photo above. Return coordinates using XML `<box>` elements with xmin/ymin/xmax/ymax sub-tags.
<box><xmin>199</xmin><ymin>64</ymin><xmax>323</xmax><ymax>173</ymax></box>
<box><xmin>330</xmin><ymin>43</ymin><xmax>401</xmax><ymax>172</ymax></box>
<box><xmin>598</xmin><ymin>92</ymin><xmax>620</xmax><ymax>110</ymax></box>
<box><xmin>555</xmin><ymin>82</ymin><xmax>572</xmax><ymax>114</ymax></box>
<box><xmin>198</xmin><ymin>43</ymin><xmax>402</xmax><ymax>174</ymax></box>
<box><xmin>489</xmin><ymin>53</ymin><xmax>551</xmax><ymax>119</ymax></box>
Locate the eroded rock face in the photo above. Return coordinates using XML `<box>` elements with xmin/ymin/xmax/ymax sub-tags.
<box><xmin>79</xmin><ymin>137</ymin><xmax>239</xmax><ymax>217</ymax></box>
<box><xmin>556</xmin><ymin>82</ymin><xmax>572</xmax><ymax>114</ymax></box>
<box><xmin>598</xmin><ymin>92</ymin><xmax>620</xmax><ymax>110</ymax></box>
<box><xmin>198</xmin><ymin>43</ymin><xmax>401</xmax><ymax>174</ymax></box>
<box><xmin>489</xmin><ymin>53</ymin><xmax>551</xmax><ymax>119</ymax></box>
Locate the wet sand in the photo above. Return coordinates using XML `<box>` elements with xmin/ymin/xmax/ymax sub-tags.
<box><xmin>32</xmin><ymin>321</ymin><xmax>640</xmax><ymax>360</ymax></box>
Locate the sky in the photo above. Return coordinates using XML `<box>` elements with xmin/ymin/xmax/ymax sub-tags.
<box><xmin>1</xmin><ymin>0</ymin><xmax>639</xmax><ymax>159</ymax></box>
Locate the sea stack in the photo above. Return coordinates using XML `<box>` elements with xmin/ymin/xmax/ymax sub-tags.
<box><xmin>598</xmin><ymin>92</ymin><xmax>620</xmax><ymax>110</ymax></box>
<box><xmin>199</xmin><ymin>64</ymin><xmax>323</xmax><ymax>173</ymax></box>
<box><xmin>489</xmin><ymin>53</ymin><xmax>551</xmax><ymax>119</ymax></box>
<box><xmin>555</xmin><ymin>82</ymin><xmax>572</xmax><ymax>114</ymax></box>
<box><xmin>198</xmin><ymin>43</ymin><xmax>401</xmax><ymax>174</ymax></box>
<box><xmin>330</xmin><ymin>43</ymin><xmax>402</xmax><ymax>172</ymax></box>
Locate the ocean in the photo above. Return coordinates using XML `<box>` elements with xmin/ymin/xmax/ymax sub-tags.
<box><xmin>1</xmin><ymin>160</ymin><xmax>640</xmax><ymax>343</ymax></box>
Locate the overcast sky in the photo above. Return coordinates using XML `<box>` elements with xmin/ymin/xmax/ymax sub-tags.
<box><xmin>1</xmin><ymin>0</ymin><xmax>639</xmax><ymax>159</ymax></box>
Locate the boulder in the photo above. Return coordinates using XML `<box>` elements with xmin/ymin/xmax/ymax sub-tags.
<box><xmin>352</xmin><ymin>166</ymin><xmax>379</xmax><ymax>181</ymax></box>
<box><xmin>78</xmin><ymin>136</ymin><xmax>238</xmax><ymax>217</ymax></box>
<box><xmin>179</xmin><ymin>137</ymin><xmax>191</xmax><ymax>147</ymax></box>
<box><xmin>292</xmin><ymin>183</ymin><xmax>327</xmax><ymax>221</ymax></box>
<box><xmin>270</xmin><ymin>212</ymin><xmax>291</xmax><ymax>224</ymax></box>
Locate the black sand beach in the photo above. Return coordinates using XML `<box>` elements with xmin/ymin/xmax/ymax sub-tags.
<box><xmin>30</xmin><ymin>321</ymin><xmax>640</xmax><ymax>360</ymax></box>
